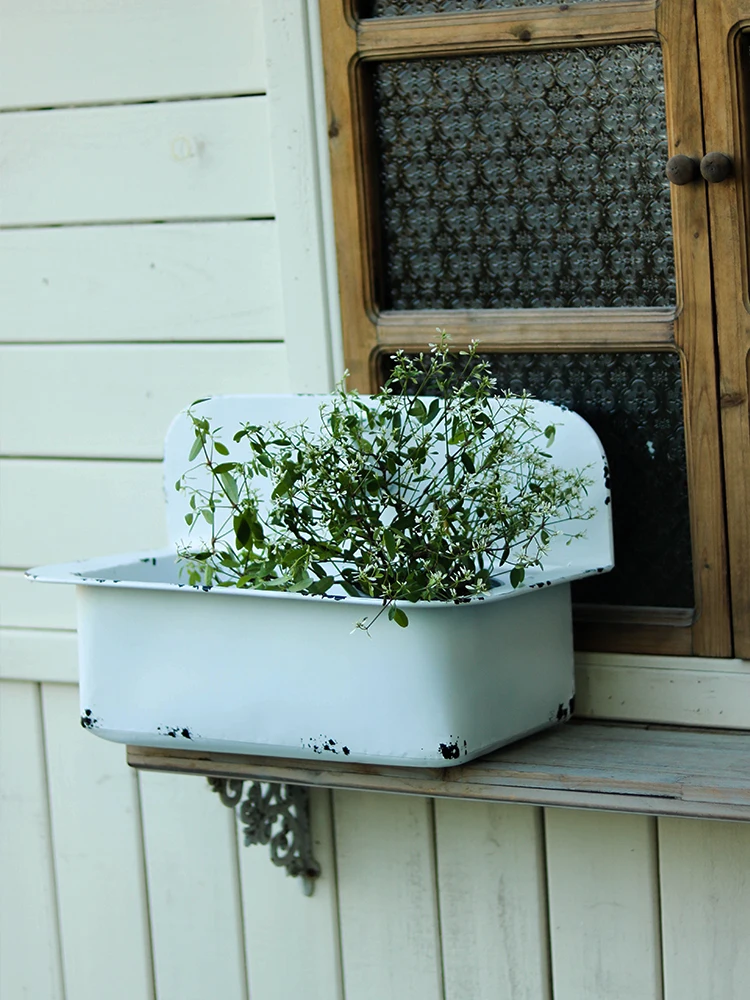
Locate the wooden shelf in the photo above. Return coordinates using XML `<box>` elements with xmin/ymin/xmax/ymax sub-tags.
<box><xmin>127</xmin><ymin>720</ymin><xmax>750</xmax><ymax>822</ymax></box>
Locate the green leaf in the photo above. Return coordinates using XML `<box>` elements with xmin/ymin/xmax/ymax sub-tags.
<box><xmin>510</xmin><ymin>566</ymin><xmax>525</xmax><ymax>589</ymax></box>
<box><xmin>271</xmin><ymin>471</ymin><xmax>293</xmax><ymax>499</ymax></box>
<box><xmin>390</xmin><ymin>606</ymin><xmax>409</xmax><ymax>628</ymax></box>
<box><xmin>219</xmin><ymin>472</ymin><xmax>239</xmax><ymax>505</ymax></box>
<box><xmin>188</xmin><ymin>434</ymin><xmax>204</xmax><ymax>462</ymax></box>
<box><xmin>544</xmin><ymin>424</ymin><xmax>556</xmax><ymax>445</ymax></box>
<box><xmin>184</xmin><ymin>513</ymin><xmax>194</xmax><ymax>526</ymax></box>
<box><xmin>234</xmin><ymin>513</ymin><xmax>251</xmax><ymax>547</ymax></box>
<box><xmin>307</xmin><ymin>575</ymin><xmax>334</xmax><ymax>595</ymax></box>
<box><xmin>409</xmin><ymin>398</ymin><xmax>427</xmax><ymax>421</ymax></box>
<box><xmin>460</xmin><ymin>451</ymin><xmax>476</xmax><ymax>473</ymax></box>
<box><xmin>212</xmin><ymin>462</ymin><xmax>236</xmax><ymax>475</ymax></box>
<box><xmin>383</xmin><ymin>528</ymin><xmax>397</xmax><ymax>560</ymax></box>
<box><xmin>214</xmin><ymin>441</ymin><xmax>230</xmax><ymax>456</ymax></box>
<box><xmin>425</xmin><ymin>399</ymin><xmax>440</xmax><ymax>425</ymax></box>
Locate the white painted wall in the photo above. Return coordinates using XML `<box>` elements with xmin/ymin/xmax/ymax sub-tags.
<box><xmin>2</xmin><ymin>2</ymin><xmax>749</xmax><ymax>998</ymax></box>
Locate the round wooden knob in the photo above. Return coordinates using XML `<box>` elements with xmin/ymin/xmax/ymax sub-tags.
<box><xmin>700</xmin><ymin>152</ymin><xmax>732</xmax><ymax>183</ymax></box>
<box><xmin>666</xmin><ymin>155</ymin><xmax>698</xmax><ymax>185</ymax></box>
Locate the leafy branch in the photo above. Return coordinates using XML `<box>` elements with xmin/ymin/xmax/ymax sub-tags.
<box><xmin>175</xmin><ymin>335</ymin><xmax>594</xmax><ymax>631</ymax></box>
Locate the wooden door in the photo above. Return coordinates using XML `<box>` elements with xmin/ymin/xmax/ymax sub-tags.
<box><xmin>320</xmin><ymin>0</ymin><xmax>730</xmax><ymax>656</ymax></box>
<box><xmin>695</xmin><ymin>0</ymin><xmax>750</xmax><ymax>657</ymax></box>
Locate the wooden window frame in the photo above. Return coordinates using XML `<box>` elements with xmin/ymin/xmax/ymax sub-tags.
<box><xmin>318</xmin><ymin>0</ymin><xmax>732</xmax><ymax>657</ymax></box>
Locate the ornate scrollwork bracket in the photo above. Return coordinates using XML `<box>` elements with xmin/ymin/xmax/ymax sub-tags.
<box><xmin>207</xmin><ymin>778</ymin><xmax>321</xmax><ymax>896</ymax></box>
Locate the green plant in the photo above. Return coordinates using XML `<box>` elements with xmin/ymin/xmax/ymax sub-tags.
<box><xmin>176</xmin><ymin>337</ymin><xmax>593</xmax><ymax>630</ymax></box>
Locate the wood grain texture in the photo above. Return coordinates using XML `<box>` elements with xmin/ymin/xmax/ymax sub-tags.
<box><xmin>0</xmin><ymin>630</ymin><xmax>78</xmax><ymax>684</ymax></box>
<box><xmin>0</xmin><ymin>97</ymin><xmax>274</xmax><ymax>226</ymax></box>
<box><xmin>0</xmin><ymin>460</ymin><xmax>165</xmax><ymax>568</ymax></box>
<box><xmin>435</xmin><ymin>800</ymin><xmax>551</xmax><ymax>1000</ymax></box>
<box><xmin>1</xmin><ymin>344</ymin><xmax>290</xmax><ymax>459</ymax></box>
<box><xmin>318</xmin><ymin>0</ymin><xmax>379</xmax><ymax>390</ymax></box>
<box><xmin>375</xmin><ymin>308</ymin><xmax>675</xmax><ymax>351</ymax></box>
<box><xmin>357</xmin><ymin>1</ymin><xmax>656</xmax><ymax>59</ymax></box>
<box><xmin>0</xmin><ymin>222</ymin><xmax>284</xmax><ymax>342</ymax></box>
<box><xmin>659</xmin><ymin>816</ymin><xmax>750</xmax><ymax>1000</ymax></box>
<box><xmin>695</xmin><ymin>0</ymin><xmax>750</xmax><ymax>656</ymax></box>
<box><xmin>333</xmin><ymin>791</ymin><xmax>444</xmax><ymax>1000</ymax></box>
<box><xmin>240</xmin><ymin>789</ymin><xmax>344</xmax><ymax>1000</ymax></box>
<box><xmin>658</xmin><ymin>0</ymin><xmax>731</xmax><ymax>657</ymax></box>
<box><xmin>139</xmin><ymin>770</ymin><xmax>249</xmax><ymax>1000</ymax></box>
<box><xmin>320</xmin><ymin>0</ymin><xmax>729</xmax><ymax>656</ymax></box>
<box><xmin>127</xmin><ymin>721</ymin><xmax>750</xmax><ymax>822</ymax></box>
<box><xmin>545</xmin><ymin>809</ymin><xmax>663</xmax><ymax>1000</ymax></box>
<box><xmin>42</xmin><ymin>682</ymin><xmax>154</xmax><ymax>1000</ymax></box>
<box><xmin>0</xmin><ymin>0</ymin><xmax>266</xmax><ymax>109</ymax></box>
<box><xmin>262</xmin><ymin>0</ymin><xmax>336</xmax><ymax>392</ymax></box>
<box><xmin>0</xmin><ymin>681</ymin><xmax>64</xmax><ymax>1000</ymax></box>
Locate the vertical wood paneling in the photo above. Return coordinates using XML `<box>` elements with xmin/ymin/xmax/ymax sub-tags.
<box><xmin>139</xmin><ymin>771</ymin><xmax>249</xmax><ymax>1000</ymax></box>
<box><xmin>239</xmin><ymin>788</ymin><xmax>343</xmax><ymax>1000</ymax></box>
<box><xmin>0</xmin><ymin>0</ymin><xmax>267</xmax><ymax>109</ymax></box>
<box><xmin>41</xmin><ymin>683</ymin><xmax>154</xmax><ymax>1000</ymax></box>
<box><xmin>545</xmin><ymin>809</ymin><xmax>663</xmax><ymax>1000</ymax></box>
<box><xmin>333</xmin><ymin>790</ymin><xmax>444</xmax><ymax>1000</ymax></box>
<box><xmin>0</xmin><ymin>98</ymin><xmax>274</xmax><ymax>226</ymax></box>
<box><xmin>0</xmin><ymin>680</ymin><xmax>64</xmax><ymax>1000</ymax></box>
<box><xmin>0</xmin><ymin>222</ymin><xmax>284</xmax><ymax>343</ymax></box>
<box><xmin>659</xmin><ymin>817</ymin><xmax>750</xmax><ymax>1000</ymax></box>
<box><xmin>435</xmin><ymin>800</ymin><xmax>551</xmax><ymax>1000</ymax></box>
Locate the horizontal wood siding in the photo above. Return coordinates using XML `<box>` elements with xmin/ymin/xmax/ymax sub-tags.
<box><xmin>0</xmin><ymin>344</ymin><xmax>290</xmax><ymax>458</ymax></box>
<box><xmin>0</xmin><ymin>0</ymin><xmax>266</xmax><ymax>109</ymax></box>
<box><xmin>0</xmin><ymin>98</ymin><xmax>274</xmax><ymax>226</ymax></box>
<box><xmin>0</xmin><ymin>222</ymin><xmax>284</xmax><ymax>343</ymax></box>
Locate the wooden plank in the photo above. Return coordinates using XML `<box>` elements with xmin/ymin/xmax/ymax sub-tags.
<box><xmin>139</xmin><ymin>770</ymin><xmax>249</xmax><ymax>1000</ymax></box>
<box><xmin>0</xmin><ymin>681</ymin><xmax>64</xmax><ymax>1000</ymax></box>
<box><xmin>1</xmin><ymin>343</ymin><xmax>290</xmax><ymax>459</ymax></box>
<box><xmin>262</xmin><ymin>0</ymin><xmax>336</xmax><ymax>392</ymax></box>
<box><xmin>657</xmin><ymin>0</ymin><xmax>731</xmax><ymax>657</ymax></box>
<box><xmin>239</xmin><ymin>789</ymin><xmax>343</xmax><ymax>1000</ymax></box>
<box><xmin>127</xmin><ymin>721</ymin><xmax>750</xmax><ymax>822</ymax></box>
<box><xmin>576</xmin><ymin>657</ymin><xmax>750</xmax><ymax>729</ymax></box>
<box><xmin>0</xmin><ymin>460</ymin><xmax>165</xmax><ymax>568</ymax></box>
<box><xmin>545</xmin><ymin>809</ymin><xmax>663</xmax><ymax>1000</ymax></box>
<box><xmin>376</xmin><ymin>308</ymin><xmax>675</xmax><ymax>352</ymax></box>
<box><xmin>0</xmin><ymin>630</ymin><xmax>78</xmax><ymax>684</ymax></box>
<box><xmin>435</xmin><ymin>800</ymin><xmax>551</xmax><ymax>1000</ymax></box>
<box><xmin>0</xmin><ymin>570</ymin><xmax>77</xmax><ymax>630</ymax></box>
<box><xmin>0</xmin><ymin>0</ymin><xmax>266</xmax><ymax>109</ymax></box>
<box><xmin>42</xmin><ymin>682</ymin><xmax>154</xmax><ymax>1000</ymax></box>
<box><xmin>659</xmin><ymin>816</ymin><xmax>750</xmax><ymax>1000</ymax></box>
<box><xmin>318</xmin><ymin>0</ymin><xmax>378</xmax><ymax>390</ymax></box>
<box><xmin>0</xmin><ymin>97</ymin><xmax>273</xmax><ymax>227</ymax></box>
<box><xmin>333</xmin><ymin>791</ymin><xmax>444</xmax><ymax>1000</ymax></box>
<box><xmin>0</xmin><ymin>221</ymin><xmax>284</xmax><ymax>343</ymax></box>
<box><xmin>694</xmin><ymin>0</ymin><xmax>750</xmax><ymax>655</ymax></box>
<box><xmin>357</xmin><ymin>2</ymin><xmax>656</xmax><ymax>59</ymax></box>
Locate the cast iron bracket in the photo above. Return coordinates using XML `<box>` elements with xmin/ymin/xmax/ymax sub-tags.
<box><xmin>207</xmin><ymin>778</ymin><xmax>321</xmax><ymax>896</ymax></box>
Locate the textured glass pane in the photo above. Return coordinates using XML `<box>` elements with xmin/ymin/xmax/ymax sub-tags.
<box><xmin>359</xmin><ymin>0</ymin><xmax>623</xmax><ymax>15</ymax></box>
<box><xmin>372</xmin><ymin>46</ymin><xmax>675</xmax><ymax>309</ymax></box>
<box><xmin>379</xmin><ymin>351</ymin><xmax>693</xmax><ymax>608</ymax></box>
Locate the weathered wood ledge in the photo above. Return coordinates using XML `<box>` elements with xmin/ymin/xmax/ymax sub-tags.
<box><xmin>127</xmin><ymin>720</ymin><xmax>750</xmax><ymax>822</ymax></box>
